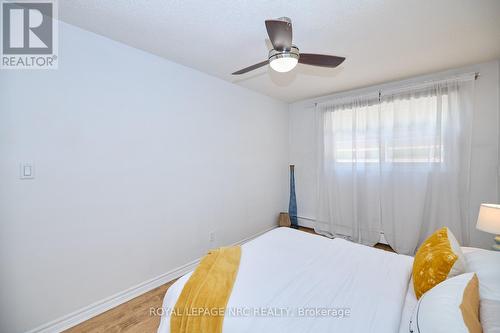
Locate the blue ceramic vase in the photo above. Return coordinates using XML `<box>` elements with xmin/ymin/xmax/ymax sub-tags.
<box><xmin>289</xmin><ymin>165</ymin><xmax>298</xmax><ymax>228</ymax></box>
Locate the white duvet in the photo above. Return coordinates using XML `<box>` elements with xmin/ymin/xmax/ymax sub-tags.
<box><xmin>158</xmin><ymin>227</ymin><xmax>414</xmax><ymax>333</ymax></box>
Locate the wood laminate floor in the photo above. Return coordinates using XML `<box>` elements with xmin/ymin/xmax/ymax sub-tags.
<box><xmin>65</xmin><ymin>226</ymin><xmax>394</xmax><ymax>332</ymax></box>
<box><xmin>63</xmin><ymin>280</ymin><xmax>176</xmax><ymax>333</ymax></box>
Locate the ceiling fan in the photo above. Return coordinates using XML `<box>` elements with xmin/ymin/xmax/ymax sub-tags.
<box><xmin>232</xmin><ymin>17</ymin><xmax>345</xmax><ymax>75</ymax></box>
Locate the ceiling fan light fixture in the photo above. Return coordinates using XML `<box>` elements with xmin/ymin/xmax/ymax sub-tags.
<box><xmin>231</xmin><ymin>19</ymin><xmax>346</xmax><ymax>75</ymax></box>
<box><xmin>270</xmin><ymin>57</ymin><xmax>298</xmax><ymax>73</ymax></box>
<box><xmin>268</xmin><ymin>47</ymin><xmax>299</xmax><ymax>73</ymax></box>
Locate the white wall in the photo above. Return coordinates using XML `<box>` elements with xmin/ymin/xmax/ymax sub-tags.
<box><xmin>289</xmin><ymin>60</ymin><xmax>500</xmax><ymax>249</ymax></box>
<box><xmin>0</xmin><ymin>22</ymin><xmax>289</xmax><ymax>333</ymax></box>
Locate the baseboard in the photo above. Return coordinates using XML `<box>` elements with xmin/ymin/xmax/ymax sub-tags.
<box><xmin>26</xmin><ymin>225</ymin><xmax>277</xmax><ymax>333</ymax></box>
<box><xmin>230</xmin><ymin>225</ymin><xmax>277</xmax><ymax>247</ymax></box>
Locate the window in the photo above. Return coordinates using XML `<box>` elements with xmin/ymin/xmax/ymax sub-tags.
<box><xmin>326</xmin><ymin>93</ymin><xmax>448</xmax><ymax>164</ymax></box>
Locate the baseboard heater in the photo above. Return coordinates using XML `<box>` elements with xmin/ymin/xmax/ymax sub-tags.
<box><xmin>297</xmin><ymin>216</ymin><xmax>389</xmax><ymax>245</ymax></box>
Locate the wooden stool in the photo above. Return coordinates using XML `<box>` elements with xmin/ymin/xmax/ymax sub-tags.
<box><xmin>278</xmin><ymin>212</ymin><xmax>291</xmax><ymax>227</ymax></box>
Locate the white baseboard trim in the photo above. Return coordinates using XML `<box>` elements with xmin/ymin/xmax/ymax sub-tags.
<box><xmin>230</xmin><ymin>226</ymin><xmax>277</xmax><ymax>246</ymax></box>
<box><xmin>26</xmin><ymin>225</ymin><xmax>277</xmax><ymax>333</ymax></box>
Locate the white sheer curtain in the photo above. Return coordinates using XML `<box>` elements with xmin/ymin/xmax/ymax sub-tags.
<box><xmin>315</xmin><ymin>76</ymin><xmax>475</xmax><ymax>254</ymax></box>
<box><xmin>315</xmin><ymin>93</ymin><xmax>382</xmax><ymax>246</ymax></box>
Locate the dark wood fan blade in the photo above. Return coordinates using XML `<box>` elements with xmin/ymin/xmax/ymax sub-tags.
<box><xmin>232</xmin><ymin>60</ymin><xmax>269</xmax><ymax>75</ymax></box>
<box><xmin>299</xmin><ymin>53</ymin><xmax>345</xmax><ymax>68</ymax></box>
<box><xmin>265</xmin><ymin>19</ymin><xmax>292</xmax><ymax>51</ymax></box>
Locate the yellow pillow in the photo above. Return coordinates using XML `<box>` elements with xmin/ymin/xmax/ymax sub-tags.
<box><xmin>413</xmin><ymin>227</ymin><xmax>466</xmax><ymax>299</ymax></box>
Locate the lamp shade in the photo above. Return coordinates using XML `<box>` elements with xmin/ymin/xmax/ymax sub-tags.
<box><xmin>476</xmin><ymin>204</ymin><xmax>500</xmax><ymax>234</ymax></box>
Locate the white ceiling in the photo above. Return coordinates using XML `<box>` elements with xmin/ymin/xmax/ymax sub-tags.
<box><xmin>59</xmin><ymin>0</ymin><xmax>500</xmax><ymax>103</ymax></box>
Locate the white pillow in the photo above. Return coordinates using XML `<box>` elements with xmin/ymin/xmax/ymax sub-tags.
<box><xmin>463</xmin><ymin>247</ymin><xmax>500</xmax><ymax>301</ymax></box>
<box><xmin>410</xmin><ymin>273</ymin><xmax>481</xmax><ymax>333</ymax></box>
<box><xmin>480</xmin><ymin>299</ymin><xmax>500</xmax><ymax>333</ymax></box>
<box><xmin>447</xmin><ymin>229</ymin><xmax>468</xmax><ymax>277</ymax></box>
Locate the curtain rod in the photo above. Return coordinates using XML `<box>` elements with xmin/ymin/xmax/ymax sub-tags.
<box><xmin>379</xmin><ymin>71</ymin><xmax>479</xmax><ymax>98</ymax></box>
<box><xmin>313</xmin><ymin>71</ymin><xmax>480</xmax><ymax>107</ymax></box>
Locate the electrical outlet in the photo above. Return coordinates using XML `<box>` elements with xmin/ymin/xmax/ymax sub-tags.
<box><xmin>209</xmin><ymin>231</ymin><xmax>216</xmax><ymax>243</ymax></box>
<box><xmin>20</xmin><ymin>161</ymin><xmax>34</xmax><ymax>179</ymax></box>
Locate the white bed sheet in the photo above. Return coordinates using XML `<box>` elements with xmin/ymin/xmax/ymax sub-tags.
<box><xmin>158</xmin><ymin>227</ymin><xmax>414</xmax><ymax>333</ymax></box>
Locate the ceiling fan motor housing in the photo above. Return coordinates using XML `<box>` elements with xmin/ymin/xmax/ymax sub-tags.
<box><xmin>277</xmin><ymin>16</ymin><xmax>292</xmax><ymax>24</ymax></box>
<box><xmin>268</xmin><ymin>45</ymin><xmax>300</xmax><ymax>62</ymax></box>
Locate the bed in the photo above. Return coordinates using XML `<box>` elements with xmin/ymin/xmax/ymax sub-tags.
<box><xmin>158</xmin><ymin>227</ymin><xmax>417</xmax><ymax>333</ymax></box>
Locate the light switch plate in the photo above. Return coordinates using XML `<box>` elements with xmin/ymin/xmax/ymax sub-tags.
<box><xmin>209</xmin><ymin>231</ymin><xmax>216</xmax><ymax>242</ymax></box>
<box><xmin>20</xmin><ymin>161</ymin><xmax>34</xmax><ymax>179</ymax></box>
